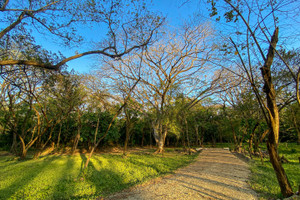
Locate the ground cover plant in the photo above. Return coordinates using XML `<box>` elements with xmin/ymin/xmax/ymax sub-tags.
<box><xmin>250</xmin><ymin>143</ymin><xmax>300</xmax><ymax>199</ymax></box>
<box><xmin>0</xmin><ymin>149</ymin><xmax>198</xmax><ymax>200</ymax></box>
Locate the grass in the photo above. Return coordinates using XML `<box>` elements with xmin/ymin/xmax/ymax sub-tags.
<box><xmin>0</xmin><ymin>148</ymin><xmax>198</xmax><ymax>200</ymax></box>
<box><xmin>249</xmin><ymin>143</ymin><xmax>300</xmax><ymax>199</ymax></box>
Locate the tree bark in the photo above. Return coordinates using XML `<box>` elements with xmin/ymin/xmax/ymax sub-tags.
<box><xmin>19</xmin><ymin>136</ymin><xmax>27</xmax><ymax>160</ymax></box>
<box><xmin>152</xmin><ymin>119</ymin><xmax>167</xmax><ymax>153</ymax></box>
<box><xmin>57</xmin><ymin>123</ymin><xmax>62</xmax><ymax>148</ymax></box>
<box><xmin>260</xmin><ymin>28</ymin><xmax>293</xmax><ymax>197</ymax></box>
<box><xmin>249</xmin><ymin>122</ymin><xmax>259</xmax><ymax>155</ymax></box>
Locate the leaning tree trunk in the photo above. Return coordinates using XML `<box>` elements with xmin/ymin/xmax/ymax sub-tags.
<box><xmin>260</xmin><ymin>28</ymin><xmax>293</xmax><ymax>197</ymax></box>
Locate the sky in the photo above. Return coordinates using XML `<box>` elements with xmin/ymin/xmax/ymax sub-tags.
<box><xmin>13</xmin><ymin>0</ymin><xmax>300</xmax><ymax>74</ymax></box>
<box><xmin>33</xmin><ymin>0</ymin><xmax>206</xmax><ymax>74</ymax></box>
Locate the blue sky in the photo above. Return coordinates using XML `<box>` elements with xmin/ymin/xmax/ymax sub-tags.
<box><xmin>31</xmin><ymin>0</ymin><xmax>299</xmax><ymax>74</ymax></box>
<box><xmin>33</xmin><ymin>0</ymin><xmax>205</xmax><ymax>74</ymax></box>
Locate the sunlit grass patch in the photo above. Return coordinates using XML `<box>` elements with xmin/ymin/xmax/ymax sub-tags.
<box><xmin>0</xmin><ymin>150</ymin><xmax>198</xmax><ymax>199</ymax></box>
<box><xmin>250</xmin><ymin>143</ymin><xmax>300</xmax><ymax>199</ymax></box>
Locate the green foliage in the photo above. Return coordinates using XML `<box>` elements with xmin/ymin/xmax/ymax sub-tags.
<box><xmin>81</xmin><ymin>111</ymin><xmax>120</xmax><ymax>146</ymax></box>
<box><xmin>250</xmin><ymin>143</ymin><xmax>300</xmax><ymax>199</ymax></box>
<box><xmin>0</xmin><ymin>150</ymin><xmax>197</xmax><ymax>199</ymax></box>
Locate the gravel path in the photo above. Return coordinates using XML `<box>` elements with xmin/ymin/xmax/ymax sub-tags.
<box><xmin>107</xmin><ymin>148</ymin><xmax>258</xmax><ymax>200</ymax></box>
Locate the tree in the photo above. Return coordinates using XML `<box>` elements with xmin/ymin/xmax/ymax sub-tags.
<box><xmin>83</xmin><ymin>78</ymin><xmax>140</xmax><ymax>169</ymax></box>
<box><xmin>218</xmin><ymin>72</ymin><xmax>265</xmax><ymax>154</ymax></box>
<box><xmin>0</xmin><ymin>65</ymin><xmax>47</xmax><ymax>159</ymax></box>
<box><xmin>103</xmin><ymin>22</ymin><xmax>222</xmax><ymax>153</ymax></box>
<box><xmin>122</xmin><ymin>99</ymin><xmax>140</xmax><ymax>155</ymax></box>
<box><xmin>207</xmin><ymin>0</ymin><xmax>298</xmax><ymax>196</ymax></box>
<box><xmin>0</xmin><ymin>0</ymin><xmax>163</xmax><ymax>70</ymax></box>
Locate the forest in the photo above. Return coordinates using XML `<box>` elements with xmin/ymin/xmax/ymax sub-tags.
<box><xmin>0</xmin><ymin>0</ymin><xmax>299</xmax><ymax>199</ymax></box>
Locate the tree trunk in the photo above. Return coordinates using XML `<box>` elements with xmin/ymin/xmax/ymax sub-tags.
<box><xmin>123</xmin><ymin>123</ymin><xmax>130</xmax><ymax>155</ymax></box>
<box><xmin>152</xmin><ymin>120</ymin><xmax>162</xmax><ymax>153</ymax></box>
<box><xmin>152</xmin><ymin>120</ymin><xmax>167</xmax><ymax>153</ymax></box>
<box><xmin>200</xmin><ymin>126</ymin><xmax>204</xmax><ymax>147</ymax></box>
<box><xmin>260</xmin><ymin>28</ymin><xmax>294</xmax><ymax>197</ymax></box>
<box><xmin>34</xmin><ymin>127</ymin><xmax>55</xmax><ymax>159</ymax></box>
<box><xmin>72</xmin><ymin>109</ymin><xmax>82</xmax><ymax>154</ymax></box>
<box><xmin>141</xmin><ymin>127</ymin><xmax>144</xmax><ymax>147</ymax></box>
<box><xmin>20</xmin><ymin>144</ymin><xmax>27</xmax><ymax>160</ymax></box>
<box><xmin>195</xmin><ymin>125</ymin><xmax>200</xmax><ymax>146</ymax></box>
<box><xmin>249</xmin><ymin>123</ymin><xmax>259</xmax><ymax>155</ymax></box>
<box><xmin>184</xmin><ymin>117</ymin><xmax>191</xmax><ymax>155</ymax></box>
<box><xmin>267</xmin><ymin>141</ymin><xmax>293</xmax><ymax>196</ymax></box>
<box><xmin>10</xmin><ymin>131</ymin><xmax>17</xmax><ymax>154</ymax></box>
<box><xmin>254</xmin><ymin>129</ymin><xmax>269</xmax><ymax>153</ymax></box>
<box><xmin>249</xmin><ymin>133</ymin><xmax>254</xmax><ymax>154</ymax></box>
<box><xmin>84</xmin><ymin>147</ymin><xmax>95</xmax><ymax>169</ymax></box>
<box><xmin>219</xmin><ymin>127</ymin><xmax>223</xmax><ymax>143</ymax></box>
<box><xmin>291</xmin><ymin>109</ymin><xmax>300</xmax><ymax>145</ymax></box>
<box><xmin>57</xmin><ymin>123</ymin><xmax>62</xmax><ymax>148</ymax></box>
<box><xmin>230</xmin><ymin>121</ymin><xmax>239</xmax><ymax>151</ymax></box>
<box><xmin>72</xmin><ymin>129</ymin><xmax>80</xmax><ymax>154</ymax></box>
<box><xmin>18</xmin><ymin>135</ymin><xmax>28</xmax><ymax>160</ymax></box>
<box><xmin>149</xmin><ymin>128</ymin><xmax>152</xmax><ymax>148</ymax></box>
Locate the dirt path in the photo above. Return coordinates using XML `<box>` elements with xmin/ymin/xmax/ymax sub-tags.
<box><xmin>107</xmin><ymin>148</ymin><xmax>258</xmax><ymax>200</ymax></box>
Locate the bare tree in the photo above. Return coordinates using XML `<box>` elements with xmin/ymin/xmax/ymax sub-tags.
<box><xmin>207</xmin><ymin>0</ymin><xmax>297</xmax><ymax>196</ymax></box>
<box><xmin>0</xmin><ymin>0</ymin><xmax>164</xmax><ymax>70</ymax></box>
<box><xmin>103</xmin><ymin>23</ymin><xmax>223</xmax><ymax>153</ymax></box>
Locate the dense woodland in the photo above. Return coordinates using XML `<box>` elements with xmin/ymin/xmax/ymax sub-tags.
<box><xmin>0</xmin><ymin>0</ymin><xmax>299</xmax><ymax>198</ymax></box>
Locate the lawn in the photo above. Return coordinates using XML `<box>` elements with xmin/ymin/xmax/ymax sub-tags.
<box><xmin>250</xmin><ymin>143</ymin><xmax>300</xmax><ymax>199</ymax></box>
<box><xmin>0</xmin><ymin>149</ymin><xmax>198</xmax><ymax>200</ymax></box>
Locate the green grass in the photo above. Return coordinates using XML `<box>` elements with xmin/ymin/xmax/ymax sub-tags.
<box><xmin>250</xmin><ymin>143</ymin><xmax>300</xmax><ymax>199</ymax></box>
<box><xmin>0</xmin><ymin>149</ymin><xmax>198</xmax><ymax>200</ymax></box>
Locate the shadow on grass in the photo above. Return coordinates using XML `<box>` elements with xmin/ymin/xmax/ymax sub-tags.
<box><xmin>69</xmin><ymin>153</ymin><xmax>130</xmax><ymax>199</ymax></box>
<box><xmin>51</xmin><ymin>155</ymin><xmax>77</xmax><ymax>199</ymax></box>
<box><xmin>0</xmin><ymin>156</ymin><xmax>57</xmax><ymax>199</ymax></box>
<box><xmin>125</xmin><ymin>153</ymin><xmax>198</xmax><ymax>176</ymax></box>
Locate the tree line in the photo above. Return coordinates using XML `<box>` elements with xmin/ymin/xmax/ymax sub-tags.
<box><xmin>0</xmin><ymin>0</ymin><xmax>299</xmax><ymax>197</ymax></box>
